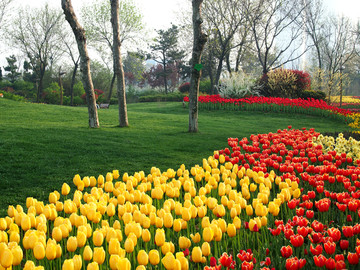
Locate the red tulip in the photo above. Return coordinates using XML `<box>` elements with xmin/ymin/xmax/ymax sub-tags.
<box><xmin>280</xmin><ymin>246</ymin><xmax>293</xmax><ymax>258</ymax></box>
<box><xmin>210</xmin><ymin>257</ymin><xmax>217</xmax><ymax>267</ymax></box>
<box><xmin>306</xmin><ymin>210</ymin><xmax>314</xmax><ymax>219</ymax></box>
<box><xmin>314</xmin><ymin>254</ymin><xmax>326</xmax><ymax>267</ymax></box>
<box><xmin>241</xmin><ymin>261</ymin><xmax>254</xmax><ymax>270</ymax></box>
<box><xmin>328</xmin><ymin>228</ymin><xmax>341</xmax><ymax>242</ymax></box>
<box><xmin>310</xmin><ymin>244</ymin><xmax>323</xmax><ymax>256</ymax></box>
<box><xmin>324</xmin><ymin>241</ymin><xmax>336</xmax><ymax>255</ymax></box>
<box><xmin>342</xmin><ymin>226</ymin><xmax>354</xmax><ymax>238</ymax></box>
<box><xmin>290</xmin><ymin>234</ymin><xmax>304</xmax><ymax>248</ymax></box>
<box><xmin>340</xmin><ymin>240</ymin><xmax>349</xmax><ymax>250</ymax></box>
<box><xmin>335</xmin><ymin>260</ymin><xmax>346</xmax><ymax>270</ymax></box>
<box><xmin>348</xmin><ymin>252</ymin><xmax>359</xmax><ymax>265</ymax></box>
<box><xmin>325</xmin><ymin>258</ymin><xmax>336</xmax><ymax>270</ymax></box>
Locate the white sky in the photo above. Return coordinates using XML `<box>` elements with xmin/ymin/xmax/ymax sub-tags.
<box><xmin>0</xmin><ymin>0</ymin><xmax>359</xmax><ymax>68</ymax></box>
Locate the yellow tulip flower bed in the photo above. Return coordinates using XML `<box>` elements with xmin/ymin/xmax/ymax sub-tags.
<box><xmin>1</xmin><ymin>128</ymin><xmax>360</xmax><ymax>270</ymax></box>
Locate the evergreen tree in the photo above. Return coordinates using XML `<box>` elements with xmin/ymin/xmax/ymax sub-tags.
<box><xmin>4</xmin><ymin>55</ymin><xmax>21</xmax><ymax>83</ymax></box>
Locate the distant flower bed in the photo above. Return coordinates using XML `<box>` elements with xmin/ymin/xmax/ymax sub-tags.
<box><xmin>184</xmin><ymin>95</ymin><xmax>360</xmax><ymax>133</ymax></box>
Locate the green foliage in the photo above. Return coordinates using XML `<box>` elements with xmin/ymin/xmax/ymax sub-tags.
<box><xmin>0</xmin><ymin>90</ymin><xmax>26</xmax><ymax>102</ymax></box>
<box><xmin>0</xmin><ymin>100</ymin><xmax>349</xmax><ymax>216</ymax></box>
<box><xmin>218</xmin><ymin>71</ymin><xmax>260</xmax><ymax>98</ymax></box>
<box><xmin>139</xmin><ymin>92</ymin><xmax>186</xmax><ymax>102</ymax></box>
<box><xmin>43</xmin><ymin>82</ymin><xmax>60</xmax><ymax>104</ymax></box>
<box><xmin>4</xmin><ymin>55</ymin><xmax>21</xmax><ymax>83</ymax></box>
<box><xmin>73</xmin><ymin>81</ymin><xmax>85</xmax><ymax>97</ymax></box>
<box><xmin>299</xmin><ymin>90</ymin><xmax>327</xmax><ymax>100</ymax></box>
<box><xmin>62</xmin><ymin>96</ymin><xmax>84</xmax><ymax>106</ymax></box>
<box><xmin>199</xmin><ymin>79</ymin><xmax>212</xmax><ymax>94</ymax></box>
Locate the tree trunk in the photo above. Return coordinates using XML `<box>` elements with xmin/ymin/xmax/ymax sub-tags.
<box><xmin>70</xmin><ymin>59</ymin><xmax>79</xmax><ymax>106</ymax></box>
<box><xmin>110</xmin><ymin>0</ymin><xmax>129</xmax><ymax>127</ymax></box>
<box><xmin>189</xmin><ymin>0</ymin><xmax>207</xmax><ymax>133</ymax></box>
<box><xmin>59</xmin><ymin>67</ymin><xmax>63</xmax><ymax>105</ymax></box>
<box><xmin>107</xmin><ymin>72</ymin><xmax>116</xmax><ymax>103</ymax></box>
<box><xmin>62</xmin><ymin>0</ymin><xmax>99</xmax><ymax>128</ymax></box>
<box><xmin>163</xmin><ymin>63</ymin><xmax>168</xmax><ymax>94</ymax></box>
<box><xmin>36</xmin><ymin>62</ymin><xmax>46</xmax><ymax>103</ymax></box>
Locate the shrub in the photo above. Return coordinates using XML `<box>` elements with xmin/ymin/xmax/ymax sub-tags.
<box><xmin>178</xmin><ymin>82</ymin><xmax>190</xmax><ymax>93</ymax></box>
<box><xmin>0</xmin><ymin>90</ymin><xmax>26</xmax><ymax>102</ymax></box>
<box><xmin>81</xmin><ymin>89</ymin><xmax>104</xmax><ymax>103</ymax></box>
<box><xmin>43</xmin><ymin>82</ymin><xmax>60</xmax><ymax>104</ymax></box>
<box><xmin>199</xmin><ymin>79</ymin><xmax>212</xmax><ymax>94</ymax></box>
<box><xmin>259</xmin><ymin>69</ymin><xmax>311</xmax><ymax>98</ymax></box>
<box><xmin>218</xmin><ymin>71</ymin><xmax>260</xmax><ymax>99</ymax></box>
<box><xmin>299</xmin><ymin>90</ymin><xmax>326</xmax><ymax>100</ymax></box>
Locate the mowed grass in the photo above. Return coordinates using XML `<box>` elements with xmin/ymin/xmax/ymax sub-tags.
<box><xmin>0</xmin><ymin>99</ymin><xmax>349</xmax><ymax>216</ymax></box>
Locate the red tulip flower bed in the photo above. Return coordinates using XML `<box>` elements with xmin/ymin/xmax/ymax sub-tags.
<box><xmin>205</xmin><ymin>127</ymin><xmax>360</xmax><ymax>270</ymax></box>
<box><xmin>183</xmin><ymin>95</ymin><xmax>354</xmax><ymax>123</ymax></box>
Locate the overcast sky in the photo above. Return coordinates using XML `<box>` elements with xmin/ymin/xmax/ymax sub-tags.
<box><xmin>1</xmin><ymin>0</ymin><xmax>359</xmax><ymax>68</ymax></box>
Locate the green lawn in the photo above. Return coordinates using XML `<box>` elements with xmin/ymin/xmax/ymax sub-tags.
<box><xmin>0</xmin><ymin>99</ymin><xmax>349</xmax><ymax>216</ymax></box>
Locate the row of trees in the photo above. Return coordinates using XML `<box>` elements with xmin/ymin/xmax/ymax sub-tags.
<box><xmin>1</xmin><ymin>0</ymin><xmax>360</xmax><ymax>131</ymax></box>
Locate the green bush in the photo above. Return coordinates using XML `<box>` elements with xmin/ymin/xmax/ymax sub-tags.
<box><xmin>43</xmin><ymin>82</ymin><xmax>61</xmax><ymax>104</ymax></box>
<box><xmin>139</xmin><ymin>92</ymin><xmax>186</xmax><ymax>102</ymax></box>
<box><xmin>199</xmin><ymin>79</ymin><xmax>212</xmax><ymax>94</ymax></box>
<box><xmin>299</xmin><ymin>90</ymin><xmax>326</xmax><ymax>100</ymax></box>
<box><xmin>0</xmin><ymin>90</ymin><xmax>26</xmax><ymax>102</ymax></box>
<box><xmin>73</xmin><ymin>96</ymin><xmax>83</xmax><ymax>106</ymax></box>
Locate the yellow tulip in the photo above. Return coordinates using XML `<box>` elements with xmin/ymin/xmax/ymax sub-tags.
<box><xmin>45</xmin><ymin>242</ymin><xmax>57</xmax><ymax>260</ymax></box>
<box><xmin>11</xmin><ymin>245</ymin><xmax>23</xmax><ymax>266</ymax></box>
<box><xmin>199</xmin><ymin>242</ymin><xmax>209</xmax><ymax>257</ymax></box>
<box><xmin>124</xmin><ymin>238</ymin><xmax>134</xmax><ymax>253</ymax></box>
<box><xmin>33</xmin><ymin>242</ymin><xmax>45</xmax><ymax>260</ymax></box>
<box><xmin>179</xmin><ymin>236</ymin><xmax>191</xmax><ymax>249</ymax></box>
<box><xmin>142</xmin><ymin>229</ymin><xmax>151</xmax><ymax>242</ymax></box>
<box><xmin>155</xmin><ymin>228</ymin><xmax>165</xmax><ymax>247</ymax></box>
<box><xmin>190</xmin><ymin>232</ymin><xmax>201</xmax><ymax>243</ymax></box>
<box><xmin>109</xmin><ymin>255</ymin><xmax>120</xmax><ymax>270</ymax></box>
<box><xmin>67</xmin><ymin>236</ymin><xmax>78</xmax><ymax>252</ymax></box>
<box><xmin>62</xmin><ymin>259</ymin><xmax>74</xmax><ymax>270</ymax></box>
<box><xmin>233</xmin><ymin>216</ymin><xmax>241</xmax><ymax>229</ymax></box>
<box><xmin>191</xmin><ymin>246</ymin><xmax>202</xmax><ymax>263</ymax></box>
<box><xmin>76</xmin><ymin>231</ymin><xmax>87</xmax><ymax>248</ymax></box>
<box><xmin>56</xmin><ymin>244</ymin><xmax>62</xmax><ymax>258</ymax></box>
<box><xmin>227</xmin><ymin>223</ymin><xmax>236</xmax><ymax>237</ymax></box>
<box><xmin>83</xmin><ymin>245</ymin><xmax>93</xmax><ymax>261</ymax></box>
<box><xmin>73</xmin><ymin>254</ymin><xmax>82</xmax><ymax>270</ymax></box>
<box><xmin>87</xmin><ymin>262</ymin><xmax>99</xmax><ymax>270</ymax></box>
<box><xmin>23</xmin><ymin>260</ymin><xmax>35</xmax><ymax>270</ymax></box>
<box><xmin>93</xmin><ymin>247</ymin><xmax>105</xmax><ymax>265</ymax></box>
<box><xmin>0</xmin><ymin>248</ymin><xmax>13</xmax><ymax>268</ymax></box>
<box><xmin>246</xmin><ymin>205</ymin><xmax>253</xmax><ymax>216</ymax></box>
<box><xmin>62</xmin><ymin>183</ymin><xmax>71</xmax><ymax>196</ymax></box>
<box><xmin>137</xmin><ymin>250</ymin><xmax>149</xmax><ymax>265</ymax></box>
<box><xmin>163</xmin><ymin>212</ymin><xmax>173</xmax><ymax>228</ymax></box>
<box><xmin>149</xmin><ymin>249</ymin><xmax>160</xmax><ymax>265</ymax></box>
<box><xmin>117</xmin><ymin>258</ymin><xmax>131</xmax><ymax>270</ymax></box>
<box><xmin>93</xmin><ymin>230</ymin><xmax>104</xmax><ymax>247</ymax></box>
<box><xmin>162</xmin><ymin>252</ymin><xmax>176</xmax><ymax>270</ymax></box>
<box><xmin>161</xmin><ymin>242</ymin><xmax>172</xmax><ymax>255</ymax></box>
<box><xmin>249</xmin><ymin>219</ymin><xmax>258</xmax><ymax>232</ymax></box>
<box><xmin>202</xmin><ymin>227</ymin><xmax>214</xmax><ymax>242</ymax></box>
<box><xmin>109</xmin><ymin>238</ymin><xmax>120</xmax><ymax>255</ymax></box>
<box><xmin>173</xmin><ymin>219</ymin><xmax>182</xmax><ymax>232</ymax></box>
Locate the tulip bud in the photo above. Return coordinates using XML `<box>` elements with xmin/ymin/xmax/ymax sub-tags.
<box><xmin>83</xmin><ymin>245</ymin><xmax>93</xmax><ymax>261</ymax></box>
<box><xmin>11</xmin><ymin>245</ymin><xmax>23</xmax><ymax>266</ymax></box>
<box><xmin>201</xmin><ymin>242</ymin><xmax>211</xmax><ymax>257</ymax></box>
<box><xmin>93</xmin><ymin>230</ymin><xmax>104</xmax><ymax>247</ymax></box>
<box><xmin>109</xmin><ymin>255</ymin><xmax>120</xmax><ymax>270</ymax></box>
<box><xmin>117</xmin><ymin>258</ymin><xmax>131</xmax><ymax>270</ymax></box>
<box><xmin>137</xmin><ymin>250</ymin><xmax>149</xmax><ymax>266</ymax></box>
<box><xmin>203</xmin><ymin>227</ymin><xmax>214</xmax><ymax>242</ymax></box>
<box><xmin>67</xmin><ymin>236</ymin><xmax>78</xmax><ymax>252</ymax></box>
<box><xmin>192</xmin><ymin>246</ymin><xmax>202</xmax><ymax>263</ymax></box>
<box><xmin>142</xmin><ymin>229</ymin><xmax>151</xmax><ymax>242</ymax></box>
<box><xmin>0</xmin><ymin>248</ymin><xmax>13</xmax><ymax>268</ymax></box>
<box><xmin>162</xmin><ymin>252</ymin><xmax>176</xmax><ymax>269</ymax></box>
<box><xmin>124</xmin><ymin>238</ymin><xmax>134</xmax><ymax>253</ymax></box>
<box><xmin>155</xmin><ymin>229</ymin><xmax>165</xmax><ymax>247</ymax></box>
<box><xmin>109</xmin><ymin>238</ymin><xmax>120</xmax><ymax>255</ymax></box>
<box><xmin>73</xmin><ymin>254</ymin><xmax>82</xmax><ymax>270</ymax></box>
<box><xmin>46</xmin><ymin>242</ymin><xmax>57</xmax><ymax>260</ymax></box>
<box><xmin>93</xmin><ymin>247</ymin><xmax>105</xmax><ymax>265</ymax></box>
<box><xmin>87</xmin><ymin>262</ymin><xmax>99</xmax><ymax>270</ymax></box>
<box><xmin>227</xmin><ymin>223</ymin><xmax>236</xmax><ymax>237</ymax></box>
<box><xmin>149</xmin><ymin>249</ymin><xmax>160</xmax><ymax>265</ymax></box>
<box><xmin>62</xmin><ymin>183</ymin><xmax>71</xmax><ymax>196</ymax></box>
<box><xmin>33</xmin><ymin>242</ymin><xmax>45</xmax><ymax>260</ymax></box>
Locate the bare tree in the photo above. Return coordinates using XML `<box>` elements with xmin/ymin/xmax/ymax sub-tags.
<box><xmin>202</xmin><ymin>0</ymin><xmax>248</xmax><ymax>87</ymax></box>
<box><xmin>320</xmin><ymin>15</ymin><xmax>357</xmax><ymax>101</ymax></box>
<box><xmin>81</xmin><ymin>0</ymin><xmax>144</xmax><ymax>102</ymax></box>
<box><xmin>8</xmin><ymin>4</ymin><xmax>62</xmax><ymax>102</ymax></box>
<box><xmin>0</xmin><ymin>0</ymin><xmax>13</xmax><ymax>29</ymax></box>
<box><xmin>62</xmin><ymin>0</ymin><xmax>99</xmax><ymax>128</ymax></box>
<box><xmin>189</xmin><ymin>0</ymin><xmax>207</xmax><ymax>133</ymax></box>
<box><xmin>244</xmin><ymin>0</ymin><xmax>308</xmax><ymax>75</ymax></box>
<box><xmin>110</xmin><ymin>0</ymin><xmax>129</xmax><ymax>127</ymax></box>
<box><xmin>58</xmin><ymin>26</ymin><xmax>80</xmax><ymax>106</ymax></box>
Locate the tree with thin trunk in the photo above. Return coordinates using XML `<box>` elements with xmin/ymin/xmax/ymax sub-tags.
<box><xmin>8</xmin><ymin>4</ymin><xmax>62</xmax><ymax>102</ymax></box>
<box><xmin>189</xmin><ymin>0</ymin><xmax>208</xmax><ymax>133</ymax></box>
<box><xmin>62</xmin><ymin>0</ymin><xmax>99</xmax><ymax>128</ymax></box>
<box><xmin>110</xmin><ymin>0</ymin><xmax>129</xmax><ymax>127</ymax></box>
<box><xmin>244</xmin><ymin>0</ymin><xmax>309</xmax><ymax>75</ymax></box>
